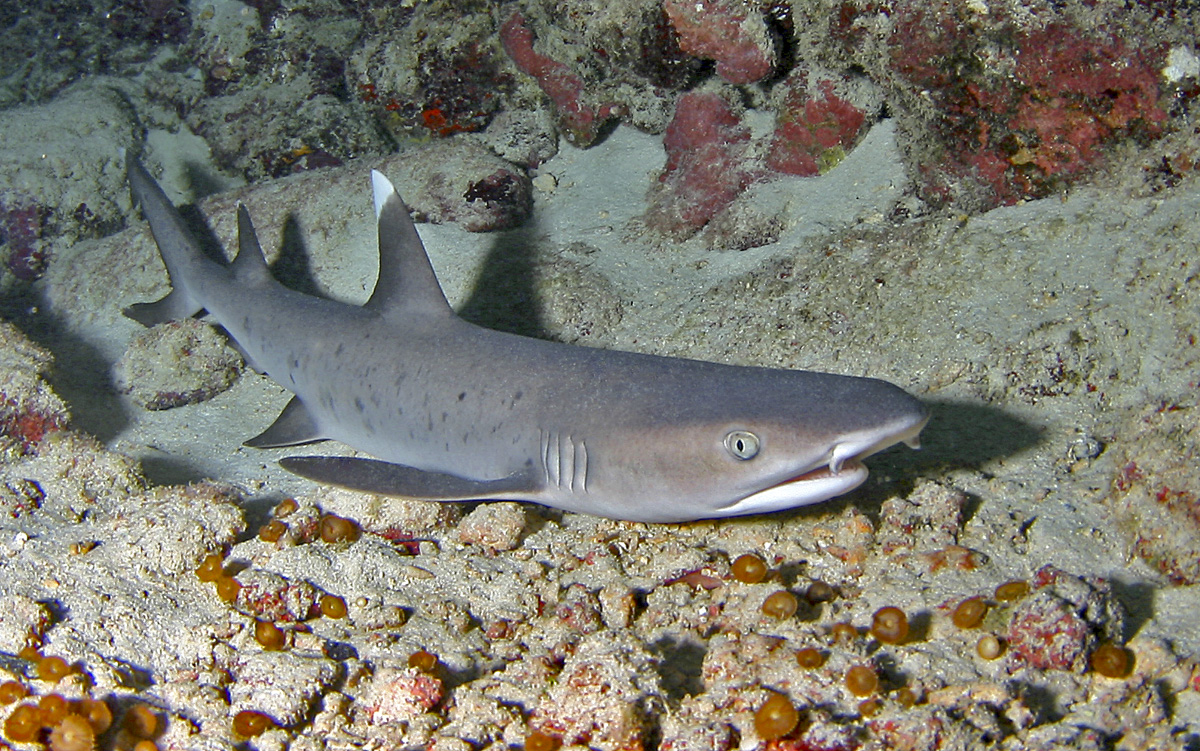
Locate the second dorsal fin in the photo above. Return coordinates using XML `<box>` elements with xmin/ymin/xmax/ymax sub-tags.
<box><xmin>230</xmin><ymin>204</ymin><xmax>272</xmax><ymax>286</ymax></box>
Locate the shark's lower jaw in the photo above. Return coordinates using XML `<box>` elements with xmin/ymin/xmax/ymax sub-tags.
<box><xmin>720</xmin><ymin>460</ymin><xmax>870</xmax><ymax>518</ymax></box>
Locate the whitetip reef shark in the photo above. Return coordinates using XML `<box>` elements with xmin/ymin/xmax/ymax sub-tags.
<box><xmin>124</xmin><ymin>153</ymin><xmax>928</xmax><ymax>523</ymax></box>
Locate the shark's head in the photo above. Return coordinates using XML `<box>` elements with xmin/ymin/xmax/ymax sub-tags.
<box><xmin>705</xmin><ymin>402</ymin><xmax>928</xmax><ymax>518</ymax></box>
<box><xmin>577</xmin><ymin>371</ymin><xmax>929</xmax><ymax>523</ymax></box>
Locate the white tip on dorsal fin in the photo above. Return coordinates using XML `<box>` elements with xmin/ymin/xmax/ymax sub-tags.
<box><xmin>364</xmin><ymin>169</ymin><xmax>454</xmax><ymax>319</ymax></box>
<box><xmin>371</xmin><ymin>170</ymin><xmax>392</xmax><ymax>219</ymax></box>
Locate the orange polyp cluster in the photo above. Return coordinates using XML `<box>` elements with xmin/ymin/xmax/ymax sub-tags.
<box><xmin>893</xmin><ymin>686</ymin><xmax>918</xmax><ymax>708</ymax></box>
<box><xmin>122</xmin><ymin>703</ymin><xmax>161</xmax><ymax>740</ymax></box>
<box><xmin>857</xmin><ymin>697</ymin><xmax>882</xmax><ymax>717</ymax></box>
<box><xmin>0</xmin><ymin>680</ymin><xmax>28</xmax><ymax>704</ymax></box>
<box><xmin>731</xmin><ymin>553</ymin><xmax>768</xmax><ymax>583</ymax></box>
<box><xmin>37</xmin><ymin>656</ymin><xmax>72</xmax><ymax>683</ymax></box>
<box><xmin>761</xmin><ymin>590</ymin><xmax>799</xmax><ymax>619</ymax></box>
<box><xmin>72</xmin><ymin>697</ymin><xmax>113</xmax><ymax>733</ymax></box>
<box><xmin>754</xmin><ymin>691</ymin><xmax>799</xmax><ymax>740</ymax></box>
<box><xmin>976</xmin><ymin>634</ymin><xmax>1004</xmax><ymax>660</ymax></box>
<box><xmin>196</xmin><ymin>550</ymin><xmax>243</xmax><ymax>605</ymax></box>
<box><xmin>1091</xmin><ymin>643</ymin><xmax>1131</xmax><ymax>678</ymax></box>
<box><xmin>320</xmin><ymin>594</ymin><xmax>348</xmax><ymax>619</ymax></box>
<box><xmin>232</xmin><ymin>709</ymin><xmax>276</xmax><ymax>738</ymax></box>
<box><xmin>215</xmin><ymin>576</ymin><xmax>242</xmax><ymax>604</ymax></box>
<box><xmin>845</xmin><ymin>665</ymin><xmax>879</xmax><ymax>697</ymax></box>
<box><xmin>994</xmin><ymin>580</ymin><xmax>1030</xmax><ymax>602</ymax></box>
<box><xmin>39</xmin><ymin>694</ymin><xmax>71</xmax><ymax>726</ymax></box>
<box><xmin>4</xmin><ymin>703</ymin><xmax>40</xmax><ymax>742</ymax></box>
<box><xmin>18</xmin><ymin>646</ymin><xmax>42</xmax><ymax>662</ymax></box>
<box><xmin>254</xmin><ymin>620</ymin><xmax>287</xmax><ymax>651</ymax></box>
<box><xmin>870</xmin><ymin>606</ymin><xmax>909</xmax><ymax>644</ymax></box>
<box><xmin>952</xmin><ymin>597</ymin><xmax>988</xmax><ymax>629</ymax></box>
<box><xmin>524</xmin><ymin>729</ymin><xmax>561</xmax><ymax>751</ymax></box>
<box><xmin>195</xmin><ymin>552</ymin><xmax>225</xmax><ymax>583</ymax></box>
<box><xmin>319</xmin><ymin>514</ymin><xmax>361</xmax><ymax>544</ymax></box>
<box><xmin>48</xmin><ymin>713</ymin><xmax>94</xmax><ymax>751</ymax></box>
<box><xmin>258</xmin><ymin>520</ymin><xmax>287</xmax><ymax>543</ymax></box>
<box><xmin>795</xmin><ymin>647</ymin><xmax>825</xmax><ymax>669</ymax></box>
<box><xmin>805</xmin><ymin>580</ymin><xmax>837</xmax><ymax>604</ymax></box>
<box><xmin>830</xmin><ymin>622</ymin><xmax>858</xmax><ymax>644</ymax></box>
<box><xmin>3</xmin><ymin>692</ymin><xmax>116</xmax><ymax>750</ymax></box>
<box><xmin>274</xmin><ymin>498</ymin><xmax>299</xmax><ymax>517</ymax></box>
<box><xmin>408</xmin><ymin>650</ymin><xmax>438</xmax><ymax>673</ymax></box>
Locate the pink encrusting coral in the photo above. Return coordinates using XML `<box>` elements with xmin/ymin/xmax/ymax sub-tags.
<box><xmin>1008</xmin><ymin>25</ymin><xmax>1166</xmax><ymax>179</ymax></box>
<box><xmin>662</xmin><ymin>0</ymin><xmax>775</xmax><ymax>84</ymax></box>
<box><xmin>768</xmin><ymin>79</ymin><xmax>868</xmax><ymax>177</ymax></box>
<box><xmin>0</xmin><ymin>398</ymin><xmax>66</xmax><ymax>455</ymax></box>
<box><xmin>361</xmin><ymin>667</ymin><xmax>444</xmax><ymax>725</ymax></box>
<box><xmin>643</xmin><ymin>92</ymin><xmax>760</xmax><ymax>238</ymax></box>
<box><xmin>500</xmin><ymin>12</ymin><xmax>620</xmax><ymax>147</ymax></box>
<box><xmin>1006</xmin><ymin>566</ymin><xmax>1122</xmax><ymax>673</ymax></box>
<box><xmin>887</xmin><ymin>8</ymin><xmax>1167</xmax><ymax>209</ymax></box>
<box><xmin>1109</xmin><ymin>397</ymin><xmax>1200</xmax><ymax>584</ymax></box>
<box><xmin>0</xmin><ymin>322</ymin><xmax>69</xmax><ymax>457</ymax></box>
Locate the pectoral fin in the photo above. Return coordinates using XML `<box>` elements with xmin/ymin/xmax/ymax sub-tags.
<box><xmin>124</xmin><ymin>289</ymin><xmax>202</xmax><ymax>327</ymax></box>
<box><xmin>245</xmin><ymin>397</ymin><xmax>326</xmax><ymax>448</ymax></box>
<box><xmin>279</xmin><ymin>455</ymin><xmax>540</xmax><ymax>501</ymax></box>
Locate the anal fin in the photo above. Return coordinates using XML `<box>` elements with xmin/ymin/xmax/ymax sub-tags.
<box><xmin>279</xmin><ymin>455</ymin><xmax>539</xmax><ymax>501</ymax></box>
<box><xmin>245</xmin><ymin>396</ymin><xmax>326</xmax><ymax>448</ymax></box>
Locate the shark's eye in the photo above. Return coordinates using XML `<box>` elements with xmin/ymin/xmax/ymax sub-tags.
<box><xmin>724</xmin><ymin>430</ymin><xmax>760</xmax><ymax>460</ymax></box>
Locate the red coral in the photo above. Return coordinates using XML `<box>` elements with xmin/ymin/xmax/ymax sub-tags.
<box><xmin>1007</xmin><ymin>566</ymin><xmax>1120</xmax><ymax>672</ymax></box>
<box><xmin>643</xmin><ymin>92</ymin><xmax>760</xmax><ymax>238</ymax></box>
<box><xmin>663</xmin><ymin>0</ymin><xmax>774</xmax><ymax>84</ymax></box>
<box><xmin>0</xmin><ymin>397</ymin><xmax>66</xmax><ymax>454</ymax></box>
<box><xmin>372</xmin><ymin>527</ymin><xmax>421</xmax><ymax>555</ymax></box>
<box><xmin>1006</xmin><ymin>591</ymin><xmax>1092</xmax><ymax>671</ymax></box>
<box><xmin>362</xmin><ymin>668</ymin><xmax>443</xmax><ymax>724</ymax></box>
<box><xmin>889</xmin><ymin>7</ymin><xmax>1167</xmax><ymax>209</ymax></box>
<box><xmin>233</xmin><ymin>570</ymin><xmax>319</xmax><ymax>622</ymax></box>
<box><xmin>500</xmin><ymin>12</ymin><xmax>618</xmax><ymax>146</ymax></box>
<box><xmin>414</xmin><ymin>42</ymin><xmax>503</xmax><ymax>137</ymax></box>
<box><xmin>1008</xmin><ymin>25</ymin><xmax>1166</xmax><ymax>179</ymax></box>
<box><xmin>768</xmin><ymin>79</ymin><xmax>867</xmax><ymax>177</ymax></box>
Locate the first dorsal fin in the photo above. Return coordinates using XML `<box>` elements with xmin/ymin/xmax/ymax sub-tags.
<box><xmin>364</xmin><ymin>171</ymin><xmax>454</xmax><ymax>320</ymax></box>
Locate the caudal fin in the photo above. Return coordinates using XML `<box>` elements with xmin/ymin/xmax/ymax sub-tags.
<box><xmin>124</xmin><ymin>153</ymin><xmax>207</xmax><ymax>326</ymax></box>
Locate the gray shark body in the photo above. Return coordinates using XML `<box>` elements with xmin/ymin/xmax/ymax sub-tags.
<box><xmin>125</xmin><ymin>154</ymin><xmax>928</xmax><ymax>522</ymax></box>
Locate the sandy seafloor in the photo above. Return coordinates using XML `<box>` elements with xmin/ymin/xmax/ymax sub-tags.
<box><xmin>1</xmin><ymin>54</ymin><xmax>1200</xmax><ymax>751</ymax></box>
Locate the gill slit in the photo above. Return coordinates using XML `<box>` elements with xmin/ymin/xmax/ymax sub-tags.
<box><xmin>540</xmin><ymin>429</ymin><xmax>588</xmax><ymax>493</ymax></box>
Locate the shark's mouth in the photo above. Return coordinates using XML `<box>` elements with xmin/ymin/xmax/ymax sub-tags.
<box><xmin>786</xmin><ymin>459</ymin><xmax>865</xmax><ymax>485</ymax></box>
<box><xmin>720</xmin><ymin>459</ymin><xmax>870</xmax><ymax>518</ymax></box>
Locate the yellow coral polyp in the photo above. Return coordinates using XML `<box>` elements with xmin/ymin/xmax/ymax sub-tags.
<box><xmin>49</xmin><ymin>714</ymin><xmax>95</xmax><ymax>751</ymax></box>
